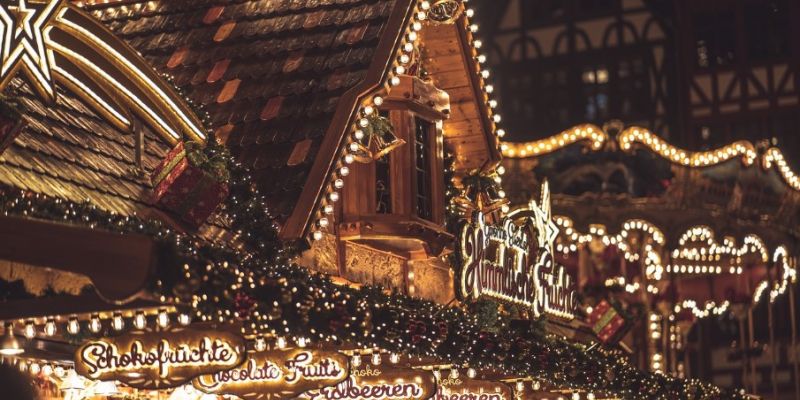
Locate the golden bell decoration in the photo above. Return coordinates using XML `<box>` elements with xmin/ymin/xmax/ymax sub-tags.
<box><xmin>352</xmin><ymin>115</ymin><xmax>405</xmax><ymax>163</ymax></box>
<box><xmin>453</xmin><ymin>170</ymin><xmax>509</xmax><ymax>217</ymax></box>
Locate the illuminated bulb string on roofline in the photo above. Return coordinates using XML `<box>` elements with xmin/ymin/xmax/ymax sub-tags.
<box><xmin>310</xmin><ymin>0</ymin><xmax>508</xmax><ymax>241</ymax></box>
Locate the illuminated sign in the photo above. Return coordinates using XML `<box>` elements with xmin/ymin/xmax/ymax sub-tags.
<box><xmin>436</xmin><ymin>376</ymin><xmax>513</xmax><ymax>400</ymax></box>
<box><xmin>194</xmin><ymin>348</ymin><xmax>349</xmax><ymax>400</ymax></box>
<box><xmin>300</xmin><ymin>365</ymin><xmax>437</xmax><ymax>400</ymax></box>
<box><xmin>457</xmin><ymin>182</ymin><xmax>576</xmax><ymax>320</ymax></box>
<box><xmin>0</xmin><ymin>0</ymin><xmax>206</xmax><ymax>143</ymax></box>
<box><xmin>75</xmin><ymin>328</ymin><xmax>246</xmax><ymax>389</ymax></box>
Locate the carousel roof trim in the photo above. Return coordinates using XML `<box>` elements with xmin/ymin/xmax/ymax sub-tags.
<box><xmin>501</xmin><ymin>124</ymin><xmax>800</xmax><ymax>192</ymax></box>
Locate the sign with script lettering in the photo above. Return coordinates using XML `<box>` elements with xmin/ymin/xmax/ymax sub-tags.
<box><xmin>300</xmin><ymin>365</ymin><xmax>437</xmax><ymax>400</ymax></box>
<box><xmin>194</xmin><ymin>348</ymin><xmax>349</xmax><ymax>399</ymax></box>
<box><xmin>435</xmin><ymin>376</ymin><xmax>513</xmax><ymax>400</ymax></box>
<box><xmin>75</xmin><ymin>327</ymin><xmax>246</xmax><ymax>389</ymax></box>
<box><xmin>457</xmin><ymin>182</ymin><xmax>576</xmax><ymax>320</ymax></box>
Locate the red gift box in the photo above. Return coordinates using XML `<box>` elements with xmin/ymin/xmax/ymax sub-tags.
<box><xmin>151</xmin><ymin>142</ymin><xmax>228</xmax><ymax>228</ymax></box>
<box><xmin>0</xmin><ymin>113</ymin><xmax>26</xmax><ymax>154</ymax></box>
<box><xmin>588</xmin><ymin>300</ymin><xmax>627</xmax><ymax>344</ymax></box>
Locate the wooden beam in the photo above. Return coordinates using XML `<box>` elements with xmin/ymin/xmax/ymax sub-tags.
<box><xmin>0</xmin><ymin>215</ymin><xmax>156</xmax><ymax>303</ymax></box>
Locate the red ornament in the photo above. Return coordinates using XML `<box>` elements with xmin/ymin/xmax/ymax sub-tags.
<box><xmin>151</xmin><ymin>142</ymin><xmax>229</xmax><ymax>228</ymax></box>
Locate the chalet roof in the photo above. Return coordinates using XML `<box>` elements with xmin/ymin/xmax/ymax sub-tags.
<box><xmin>0</xmin><ymin>0</ymin><xmax>502</xmax><ymax>239</ymax></box>
<box><xmin>0</xmin><ymin>0</ymin><xmax>399</xmax><ymax>227</ymax></box>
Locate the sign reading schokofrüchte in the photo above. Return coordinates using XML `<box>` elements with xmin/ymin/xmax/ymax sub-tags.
<box><xmin>456</xmin><ymin>182</ymin><xmax>577</xmax><ymax>320</ymax></box>
<box><xmin>75</xmin><ymin>327</ymin><xmax>246</xmax><ymax>389</ymax></box>
<box><xmin>194</xmin><ymin>348</ymin><xmax>349</xmax><ymax>399</ymax></box>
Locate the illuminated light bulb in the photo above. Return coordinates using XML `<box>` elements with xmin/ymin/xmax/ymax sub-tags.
<box><xmin>474</xmin><ymin>40</ymin><xmax>482</xmax><ymax>48</ymax></box>
<box><xmin>334</xmin><ymin>179</ymin><xmax>344</xmax><ymax>189</ymax></box>
<box><xmin>363</xmin><ymin>105</ymin><xmax>374</xmax><ymax>115</ymax></box>
<box><xmin>157</xmin><ymin>310</ymin><xmax>169</xmax><ymax>329</ymax></box>
<box><xmin>42</xmin><ymin>364</ymin><xmax>53</xmax><ymax>376</ymax></box>
<box><xmin>497</xmin><ymin>128</ymin><xmax>505</xmax><ymax>137</ymax></box>
<box><xmin>412</xmin><ymin>21</ymin><xmax>422</xmax><ymax>31</ymax></box>
<box><xmin>112</xmin><ymin>313</ymin><xmax>125</xmax><ymax>331</ymax></box>
<box><xmin>0</xmin><ymin>323</ymin><xmax>23</xmax><ymax>356</ymax></box>
<box><xmin>344</xmin><ymin>154</ymin><xmax>354</xmax><ymax>164</ymax></box>
<box><xmin>493</xmin><ymin>114</ymin><xmax>501</xmax><ymax>123</ymax></box>
<box><xmin>488</xmin><ymin>99</ymin><xmax>497</xmax><ymax>108</ymax></box>
<box><xmin>351</xmin><ymin>355</ymin><xmax>361</xmax><ymax>367</ymax></box>
<box><xmin>359</xmin><ymin>118</ymin><xmax>369</xmax><ymax>128</ymax></box>
<box><xmin>67</xmin><ymin>318</ymin><xmax>80</xmax><ymax>335</ymax></box>
<box><xmin>477</xmin><ymin>54</ymin><xmax>486</xmax><ymax>63</ymax></box>
<box><xmin>572</xmin><ymin>393</ymin><xmax>580</xmax><ymax>400</ymax></box>
<box><xmin>324</xmin><ymin>204</ymin><xmax>334</xmax><ymax>214</ymax></box>
<box><xmin>29</xmin><ymin>363</ymin><xmax>40</xmax><ymax>374</ymax></box>
<box><xmin>469</xmin><ymin>24</ymin><xmax>478</xmax><ymax>32</ymax></box>
<box><xmin>339</xmin><ymin>166</ymin><xmax>350</xmax><ymax>176</ymax></box>
<box><xmin>532</xmin><ymin>381</ymin><xmax>541</xmax><ymax>390</ymax></box>
<box><xmin>255</xmin><ymin>337</ymin><xmax>267</xmax><ymax>352</ymax></box>
<box><xmin>354</xmin><ymin>130</ymin><xmax>365</xmax><ymax>140</ymax></box>
<box><xmin>87</xmin><ymin>315</ymin><xmax>103</xmax><ymax>334</ymax></box>
<box><xmin>481</xmin><ymin>70</ymin><xmax>490</xmax><ymax>79</ymax></box>
<box><xmin>133</xmin><ymin>312</ymin><xmax>146</xmax><ymax>330</ymax></box>
<box><xmin>54</xmin><ymin>366</ymin><xmax>65</xmax><ymax>378</ymax></box>
<box><xmin>369</xmin><ymin>353</ymin><xmax>381</xmax><ymax>365</ymax></box>
<box><xmin>389</xmin><ymin>353</ymin><xmax>400</xmax><ymax>364</ymax></box>
<box><xmin>587</xmin><ymin>393</ymin><xmax>595</xmax><ymax>400</ymax></box>
<box><xmin>349</xmin><ymin>142</ymin><xmax>360</xmax><ymax>152</ymax></box>
<box><xmin>329</xmin><ymin>192</ymin><xmax>340</xmax><ymax>202</ymax></box>
<box><xmin>516</xmin><ymin>381</ymin><xmax>524</xmax><ymax>391</ymax></box>
<box><xmin>44</xmin><ymin>319</ymin><xmax>56</xmax><ymax>336</ymax></box>
<box><xmin>466</xmin><ymin>8</ymin><xmax>474</xmax><ymax>17</ymax></box>
<box><xmin>420</xmin><ymin>1</ymin><xmax>430</xmax><ymax>10</ymax></box>
<box><xmin>23</xmin><ymin>321</ymin><xmax>36</xmax><ymax>340</ymax></box>
<box><xmin>298</xmin><ymin>337</ymin><xmax>308</xmax><ymax>348</ymax></box>
<box><xmin>178</xmin><ymin>313</ymin><xmax>191</xmax><ymax>326</ymax></box>
<box><xmin>449</xmin><ymin>369</ymin><xmax>459</xmax><ymax>379</ymax></box>
<box><xmin>276</xmin><ymin>337</ymin><xmax>287</xmax><ymax>349</ymax></box>
<box><xmin>373</xmin><ymin>96</ymin><xmax>384</xmax><ymax>106</ymax></box>
<box><xmin>485</xmin><ymin>84</ymin><xmax>493</xmax><ymax>93</ymax></box>
<box><xmin>404</xmin><ymin>42</ymin><xmax>414</xmax><ymax>52</ymax></box>
<box><xmin>467</xmin><ymin>368</ymin><xmax>476</xmax><ymax>378</ymax></box>
<box><xmin>390</xmin><ymin>76</ymin><xmax>401</xmax><ymax>86</ymax></box>
<box><xmin>497</xmin><ymin>190</ymin><xmax>506</xmax><ymax>198</ymax></box>
<box><xmin>395</xmin><ymin>65</ymin><xmax>406</xmax><ymax>75</ymax></box>
<box><xmin>312</xmin><ymin>231</ymin><xmax>324</xmax><ymax>241</ymax></box>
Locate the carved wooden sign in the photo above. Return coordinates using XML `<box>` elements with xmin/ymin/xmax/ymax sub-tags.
<box><xmin>74</xmin><ymin>327</ymin><xmax>246</xmax><ymax>389</ymax></box>
<box><xmin>428</xmin><ymin>0</ymin><xmax>463</xmax><ymax>24</ymax></box>
<box><xmin>436</xmin><ymin>376</ymin><xmax>514</xmax><ymax>400</ymax></box>
<box><xmin>457</xmin><ymin>182</ymin><xmax>577</xmax><ymax>320</ymax></box>
<box><xmin>193</xmin><ymin>348</ymin><xmax>349</xmax><ymax>400</ymax></box>
<box><xmin>300</xmin><ymin>365</ymin><xmax>437</xmax><ymax>400</ymax></box>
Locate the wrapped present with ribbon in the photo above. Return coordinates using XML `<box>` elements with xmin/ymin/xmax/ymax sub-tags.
<box><xmin>588</xmin><ymin>300</ymin><xmax>628</xmax><ymax>344</ymax></box>
<box><xmin>151</xmin><ymin>141</ymin><xmax>229</xmax><ymax>228</ymax></box>
<box><xmin>0</xmin><ymin>96</ymin><xmax>26</xmax><ymax>154</ymax></box>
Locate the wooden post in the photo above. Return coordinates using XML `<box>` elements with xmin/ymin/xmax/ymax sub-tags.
<box><xmin>769</xmin><ymin>295</ymin><xmax>778</xmax><ymax>399</ymax></box>
<box><xmin>738</xmin><ymin>314</ymin><xmax>749</xmax><ymax>392</ymax></box>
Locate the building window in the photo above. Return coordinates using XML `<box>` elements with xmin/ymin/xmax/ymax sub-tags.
<box><xmin>375</xmin><ymin>154</ymin><xmax>391</xmax><ymax>214</ymax></box>
<box><xmin>693</xmin><ymin>11</ymin><xmax>736</xmax><ymax>68</ymax></box>
<box><xmin>744</xmin><ymin>0</ymin><xmax>790</xmax><ymax>62</ymax></box>
<box><xmin>414</xmin><ymin>117</ymin><xmax>433</xmax><ymax>221</ymax></box>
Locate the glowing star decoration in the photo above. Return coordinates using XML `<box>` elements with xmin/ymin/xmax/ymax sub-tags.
<box><xmin>0</xmin><ymin>0</ymin><xmax>206</xmax><ymax>143</ymax></box>
<box><xmin>436</xmin><ymin>375</ymin><xmax>514</xmax><ymax>400</ymax></box>
<box><xmin>0</xmin><ymin>0</ymin><xmax>58</xmax><ymax>100</ymax></box>
<box><xmin>74</xmin><ymin>327</ymin><xmax>246</xmax><ymax>390</ymax></box>
<box><xmin>194</xmin><ymin>349</ymin><xmax>350</xmax><ymax>400</ymax></box>
<box><xmin>456</xmin><ymin>182</ymin><xmax>576</xmax><ymax>320</ymax></box>
<box><xmin>299</xmin><ymin>365</ymin><xmax>437</xmax><ymax>400</ymax></box>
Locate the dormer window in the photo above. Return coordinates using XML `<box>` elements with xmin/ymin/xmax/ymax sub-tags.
<box><xmin>339</xmin><ymin>75</ymin><xmax>450</xmax><ymax>258</ymax></box>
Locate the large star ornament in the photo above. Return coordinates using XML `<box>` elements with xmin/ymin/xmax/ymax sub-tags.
<box><xmin>529</xmin><ymin>181</ymin><xmax>559</xmax><ymax>253</ymax></box>
<box><xmin>0</xmin><ymin>0</ymin><xmax>60</xmax><ymax>99</ymax></box>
